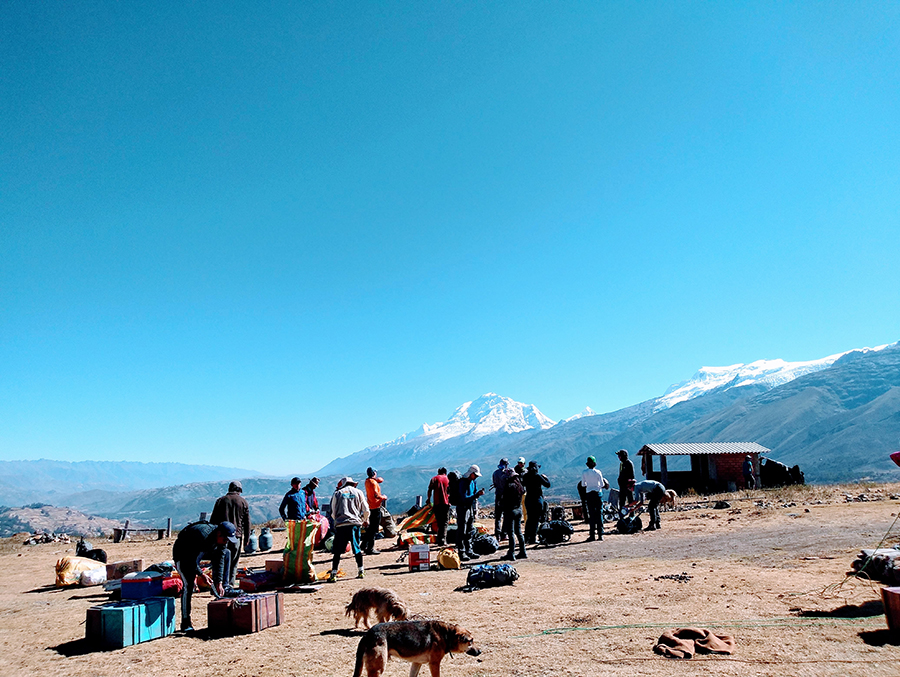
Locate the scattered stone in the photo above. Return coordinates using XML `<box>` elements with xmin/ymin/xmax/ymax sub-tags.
<box><xmin>713</xmin><ymin>501</ymin><xmax>731</xmax><ymax>509</ymax></box>
<box><xmin>655</xmin><ymin>572</ymin><xmax>693</xmax><ymax>583</ymax></box>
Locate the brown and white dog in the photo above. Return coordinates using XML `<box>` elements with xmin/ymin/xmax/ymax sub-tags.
<box><xmin>660</xmin><ymin>489</ymin><xmax>678</xmax><ymax>511</ymax></box>
<box><xmin>345</xmin><ymin>587</ymin><xmax>409</xmax><ymax>629</ymax></box>
<box><xmin>352</xmin><ymin>620</ymin><xmax>479</xmax><ymax>677</ymax></box>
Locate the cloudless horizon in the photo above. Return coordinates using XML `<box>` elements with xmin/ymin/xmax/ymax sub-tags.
<box><xmin>2</xmin><ymin>3</ymin><xmax>899</xmax><ymax>476</ymax></box>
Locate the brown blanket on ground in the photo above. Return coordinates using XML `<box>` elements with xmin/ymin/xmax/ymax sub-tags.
<box><xmin>653</xmin><ymin>627</ymin><xmax>735</xmax><ymax>659</ymax></box>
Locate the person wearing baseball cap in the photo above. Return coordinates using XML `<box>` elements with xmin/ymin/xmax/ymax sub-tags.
<box><xmin>172</xmin><ymin>520</ymin><xmax>235</xmax><ymax>632</ymax></box>
<box><xmin>616</xmin><ymin>450</ymin><xmax>635</xmax><ymax>510</ymax></box>
<box><xmin>279</xmin><ymin>477</ymin><xmax>307</xmax><ymax>523</ymax></box>
<box><xmin>514</xmin><ymin>457</ymin><xmax>526</xmax><ymax>477</ymax></box>
<box><xmin>362</xmin><ymin>467</ymin><xmax>387</xmax><ymax>555</ymax></box>
<box><xmin>328</xmin><ymin>477</ymin><xmax>370</xmax><ymax>582</ymax></box>
<box><xmin>492</xmin><ymin>458</ymin><xmax>510</xmax><ymax>540</ymax></box>
<box><xmin>456</xmin><ymin>465</ymin><xmax>485</xmax><ymax>561</ymax></box>
<box><xmin>580</xmin><ymin>456</ymin><xmax>609</xmax><ymax>541</ymax></box>
<box><xmin>523</xmin><ymin>460</ymin><xmax>551</xmax><ymax>545</ymax></box>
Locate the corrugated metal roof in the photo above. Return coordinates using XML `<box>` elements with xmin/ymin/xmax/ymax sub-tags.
<box><xmin>639</xmin><ymin>442</ymin><xmax>770</xmax><ymax>456</ymax></box>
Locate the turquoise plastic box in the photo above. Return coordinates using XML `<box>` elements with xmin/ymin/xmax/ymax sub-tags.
<box><xmin>86</xmin><ymin>597</ymin><xmax>175</xmax><ymax>649</ymax></box>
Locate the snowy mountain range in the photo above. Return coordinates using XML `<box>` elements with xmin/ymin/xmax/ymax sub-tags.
<box><xmin>653</xmin><ymin>346</ymin><xmax>888</xmax><ymax>410</ymax></box>
<box><xmin>316</xmin><ymin>343</ymin><xmax>893</xmax><ymax>478</ymax></box>
<box><xmin>3</xmin><ymin>341</ymin><xmax>898</xmax><ymax>530</ymax></box>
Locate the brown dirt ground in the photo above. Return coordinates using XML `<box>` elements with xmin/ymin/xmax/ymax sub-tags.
<box><xmin>2</xmin><ymin>484</ymin><xmax>900</xmax><ymax>677</ymax></box>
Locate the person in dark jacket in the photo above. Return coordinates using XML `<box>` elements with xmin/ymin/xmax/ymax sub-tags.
<box><xmin>492</xmin><ymin>458</ymin><xmax>509</xmax><ymax>539</ymax></box>
<box><xmin>616</xmin><ymin>450</ymin><xmax>635</xmax><ymax>509</ymax></box>
<box><xmin>303</xmin><ymin>477</ymin><xmax>320</xmax><ymax>513</ymax></box>
<box><xmin>500</xmin><ymin>467</ymin><xmax>527</xmax><ymax>561</ymax></box>
<box><xmin>523</xmin><ymin>461</ymin><xmax>551</xmax><ymax>544</ymax></box>
<box><xmin>211</xmin><ymin>481</ymin><xmax>251</xmax><ymax>586</ymax></box>
<box><xmin>172</xmin><ymin>521</ymin><xmax>236</xmax><ymax>632</ymax></box>
<box><xmin>456</xmin><ymin>465</ymin><xmax>485</xmax><ymax>562</ymax></box>
<box><xmin>279</xmin><ymin>477</ymin><xmax>307</xmax><ymax>522</ymax></box>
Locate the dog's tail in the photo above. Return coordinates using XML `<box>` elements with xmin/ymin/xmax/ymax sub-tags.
<box><xmin>352</xmin><ymin>634</ymin><xmax>367</xmax><ymax>677</ymax></box>
<box><xmin>344</xmin><ymin>600</ymin><xmax>355</xmax><ymax>618</ymax></box>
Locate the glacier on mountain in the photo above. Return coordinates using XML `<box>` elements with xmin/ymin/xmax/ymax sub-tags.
<box><xmin>655</xmin><ymin>345</ymin><xmax>890</xmax><ymax>411</ymax></box>
<box><xmin>367</xmin><ymin>393</ymin><xmax>556</xmax><ymax>452</ymax></box>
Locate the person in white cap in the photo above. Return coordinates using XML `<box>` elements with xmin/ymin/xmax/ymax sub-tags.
<box><xmin>327</xmin><ymin>477</ymin><xmax>370</xmax><ymax>581</ymax></box>
<box><xmin>514</xmin><ymin>457</ymin><xmax>526</xmax><ymax>477</ymax></box>
<box><xmin>456</xmin><ymin>465</ymin><xmax>485</xmax><ymax>561</ymax></box>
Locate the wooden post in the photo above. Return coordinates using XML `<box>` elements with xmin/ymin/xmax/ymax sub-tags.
<box><xmin>166</xmin><ymin>518</ymin><xmax>172</xmax><ymax>538</ymax></box>
<box><xmin>660</xmin><ymin>456</ymin><xmax>669</xmax><ymax>486</ymax></box>
<box><xmin>123</xmin><ymin>519</ymin><xmax>130</xmax><ymax>541</ymax></box>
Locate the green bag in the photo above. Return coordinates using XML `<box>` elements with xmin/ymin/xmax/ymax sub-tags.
<box><xmin>283</xmin><ymin>520</ymin><xmax>318</xmax><ymax>583</ymax></box>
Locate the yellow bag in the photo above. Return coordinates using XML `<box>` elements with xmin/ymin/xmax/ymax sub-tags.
<box><xmin>437</xmin><ymin>548</ymin><xmax>461</xmax><ymax>570</ymax></box>
<box><xmin>55</xmin><ymin>556</ymin><xmax>104</xmax><ymax>587</ymax></box>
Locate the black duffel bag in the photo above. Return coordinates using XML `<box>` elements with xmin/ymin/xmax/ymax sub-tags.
<box><xmin>471</xmin><ymin>532</ymin><xmax>500</xmax><ymax>555</ymax></box>
<box><xmin>538</xmin><ymin>520</ymin><xmax>574</xmax><ymax>545</ymax></box>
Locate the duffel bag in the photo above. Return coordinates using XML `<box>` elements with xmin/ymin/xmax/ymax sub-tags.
<box><xmin>538</xmin><ymin>520</ymin><xmax>574</xmax><ymax>545</ymax></box>
<box><xmin>466</xmin><ymin>563</ymin><xmax>519</xmax><ymax>588</ymax></box>
<box><xmin>471</xmin><ymin>533</ymin><xmax>500</xmax><ymax>555</ymax></box>
<box><xmin>616</xmin><ymin>515</ymin><xmax>643</xmax><ymax>534</ymax></box>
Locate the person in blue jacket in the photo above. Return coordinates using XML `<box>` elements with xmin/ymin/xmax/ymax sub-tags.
<box><xmin>279</xmin><ymin>477</ymin><xmax>308</xmax><ymax>522</ymax></box>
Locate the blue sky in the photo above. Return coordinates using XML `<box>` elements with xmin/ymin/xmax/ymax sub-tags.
<box><xmin>2</xmin><ymin>3</ymin><xmax>898</xmax><ymax>476</ymax></box>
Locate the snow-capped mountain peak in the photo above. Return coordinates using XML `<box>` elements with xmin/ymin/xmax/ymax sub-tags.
<box><xmin>371</xmin><ymin>393</ymin><xmax>556</xmax><ymax>450</ymax></box>
<box><xmin>564</xmin><ymin>406</ymin><xmax>597</xmax><ymax>422</ymax></box>
<box><xmin>656</xmin><ymin>345</ymin><xmax>890</xmax><ymax>410</ymax></box>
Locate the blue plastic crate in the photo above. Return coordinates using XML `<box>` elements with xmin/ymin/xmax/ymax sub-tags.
<box><xmin>86</xmin><ymin>597</ymin><xmax>175</xmax><ymax>649</ymax></box>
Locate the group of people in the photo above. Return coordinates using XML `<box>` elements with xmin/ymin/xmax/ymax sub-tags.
<box><xmin>579</xmin><ymin>449</ymin><xmax>668</xmax><ymax>534</ymax></box>
<box><xmin>422</xmin><ymin>457</ymin><xmax>551</xmax><ymax>562</ymax></box>
<box><xmin>171</xmin><ymin>451</ymin><xmax>670</xmax><ymax>633</ymax></box>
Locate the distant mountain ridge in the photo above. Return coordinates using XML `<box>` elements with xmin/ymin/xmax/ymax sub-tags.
<box><xmin>0</xmin><ymin>460</ymin><xmax>260</xmax><ymax>508</ymax></box>
<box><xmin>2</xmin><ymin>341</ymin><xmax>897</xmax><ymax>532</ymax></box>
<box><xmin>316</xmin><ymin>344</ymin><xmax>892</xmax><ymax>478</ymax></box>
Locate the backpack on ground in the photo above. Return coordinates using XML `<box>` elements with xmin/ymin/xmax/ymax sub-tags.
<box><xmin>447</xmin><ymin>472</ymin><xmax>460</xmax><ymax>506</ymax></box>
<box><xmin>471</xmin><ymin>533</ymin><xmax>500</xmax><ymax>555</ymax></box>
<box><xmin>466</xmin><ymin>563</ymin><xmax>519</xmax><ymax>588</ymax></box>
<box><xmin>616</xmin><ymin>515</ymin><xmax>643</xmax><ymax>534</ymax></box>
<box><xmin>537</xmin><ymin>520</ymin><xmax>574</xmax><ymax>545</ymax></box>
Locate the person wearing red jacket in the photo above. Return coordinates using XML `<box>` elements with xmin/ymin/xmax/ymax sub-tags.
<box><xmin>362</xmin><ymin>467</ymin><xmax>387</xmax><ymax>555</ymax></box>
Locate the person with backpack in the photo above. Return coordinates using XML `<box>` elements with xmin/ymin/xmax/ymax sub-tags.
<box><xmin>426</xmin><ymin>467</ymin><xmax>451</xmax><ymax>546</ymax></box>
<box><xmin>580</xmin><ymin>456</ymin><xmax>608</xmax><ymax>541</ymax></box>
<box><xmin>456</xmin><ymin>465</ymin><xmax>485</xmax><ymax>561</ymax></box>
<box><xmin>500</xmin><ymin>466</ymin><xmax>527</xmax><ymax>561</ymax></box>
<box><xmin>523</xmin><ymin>460</ymin><xmax>551</xmax><ymax>545</ymax></box>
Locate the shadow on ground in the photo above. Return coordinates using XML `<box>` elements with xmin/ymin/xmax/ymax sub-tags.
<box><xmin>800</xmin><ymin>600</ymin><xmax>884</xmax><ymax>618</ymax></box>
<box><xmin>859</xmin><ymin>629</ymin><xmax>900</xmax><ymax>646</ymax></box>
<box><xmin>319</xmin><ymin>628</ymin><xmax>365</xmax><ymax>637</ymax></box>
